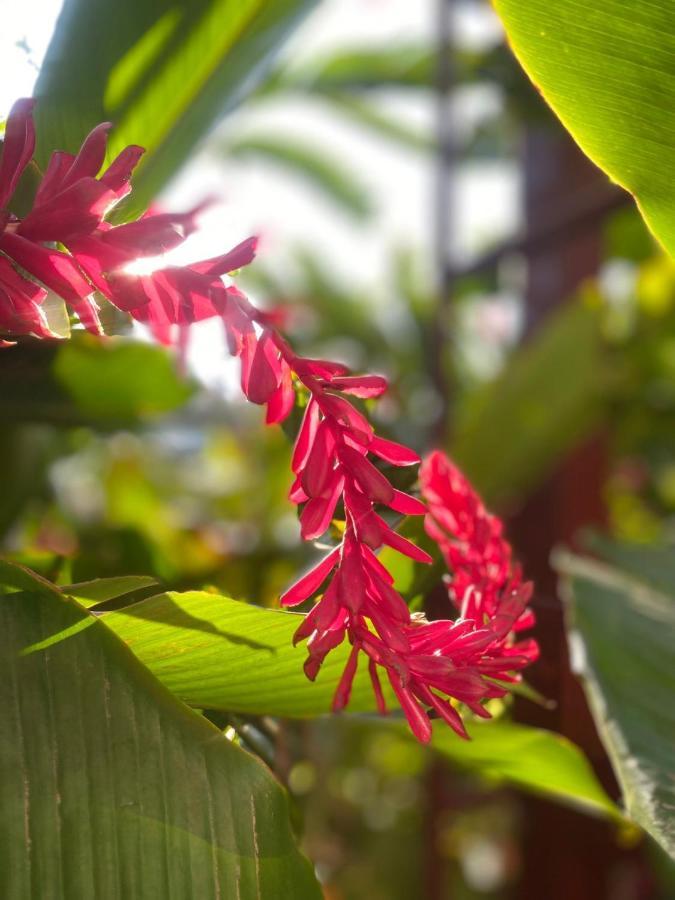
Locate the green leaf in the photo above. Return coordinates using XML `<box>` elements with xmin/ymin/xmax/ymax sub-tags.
<box><xmin>225</xmin><ymin>134</ymin><xmax>372</xmax><ymax>219</ymax></box>
<box><xmin>493</xmin><ymin>0</ymin><xmax>675</xmax><ymax>256</ymax></box>
<box><xmin>556</xmin><ymin>546</ymin><xmax>675</xmax><ymax>857</ymax></box>
<box><xmin>451</xmin><ymin>300</ymin><xmax>609</xmax><ymax>506</ymax></box>
<box><xmin>0</xmin><ymin>586</ymin><xmax>320</xmax><ymax>897</ymax></box>
<box><xmin>34</xmin><ymin>0</ymin><xmax>319</xmax><ymax>216</ymax></box>
<box><xmin>316</xmin><ymin>93</ymin><xmax>434</xmax><ymax>152</ymax></box>
<box><xmin>103</xmin><ymin>590</ymin><xmax>619</xmax><ymax>816</ymax></box>
<box><xmin>62</xmin><ymin>575</ymin><xmax>159</xmax><ymax>608</ymax></box>
<box><xmin>389</xmin><ymin>719</ymin><xmax>620</xmax><ymax>820</ymax></box>
<box><xmin>53</xmin><ymin>335</ymin><xmax>193</xmax><ymax>421</ymax></box>
<box><xmin>105</xmin><ymin>590</ymin><xmax>384</xmax><ymax>717</ymax></box>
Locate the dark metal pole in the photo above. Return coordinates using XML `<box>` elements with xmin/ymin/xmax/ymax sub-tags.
<box><xmin>429</xmin><ymin>0</ymin><xmax>456</xmax><ymax>444</ymax></box>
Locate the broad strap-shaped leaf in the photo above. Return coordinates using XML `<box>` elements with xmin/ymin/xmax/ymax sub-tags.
<box><xmin>493</xmin><ymin>0</ymin><xmax>675</xmax><ymax>255</ymax></box>
<box><xmin>104</xmin><ymin>589</ymin><xmax>384</xmax><ymax>717</ymax></box>
<box><xmin>103</xmin><ymin>589</ymin><xmax>619</xmax><ymax>818</ymax></box>
<box><xmin>34</xmin><ymin>0</ymin><xmax>319</xmax><ymax>216</ymax></box>
<box><xmin>0</xmin><ymin>585</ymin><xmax>320</xmax><ymax>897</ymax></box>
<box><xmin>557</xmin><ymin>546</ymin><xmax>675</xmax><ymax>858</ymax></box>
<box><xmin>386</xmin><ymin>719</ymin><xmax>620</xmax><ymax>821</ymax></box>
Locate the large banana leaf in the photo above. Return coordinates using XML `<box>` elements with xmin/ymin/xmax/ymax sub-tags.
<box><xmin>0</xmin><ymin>572</ymin><xmax>320</xmax><ymax>897</ymax></box>
<box><xmin>34</xmin><ymin>0</ymin><xmax>320</xmax><ymax>216</ymax></box>
<box><xmin>100</xmin><ymin>588</ymin><xmax>619</xmax><ymax>819</ymax></box>
<box><xmin>557</xmin><ymin>544</ymin><xmax>675</xmax><ymax>858</ymax></box>
<box><xmin>493</xmin><ymin>0</ymin><xmax>675</xmax><ymax>256</ymax></box>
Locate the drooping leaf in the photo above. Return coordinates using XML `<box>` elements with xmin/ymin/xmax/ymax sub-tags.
<box><xmin>225</xmin><ymin>134</ymin><xmax>372</xmax><ymax>219</ymax></box>
<box><xmin>388</xmin><ymin>719</ymin><xmax>620</xmax><ymax>820</ymax></box>
<box><xmin>556</xmin><ymin>545</ymin><xmax>675</xmax><ymax>858</ymax></box>
<box><xmin>493</xmin><ymin>0</ymin><xmax>675</xmax><ymax>256</ymax></box>
<box><xmin>34</xmin><ymin>0</ymin><xmax>320</xmax><ymax>216</ymax></box>
<box><xmin>259</xmin><ymin>45</ymin><xmax>434</xmax><ymax>94</ymax></box>
<box><xmin>62</xmin><ymin>575</ymin><xmax>159</xmax><ymax>608</ymax></box>
<box><xmin>451</xmin><ymin>300</ymin><xmax>610</xmax><ymax>507</ymax></box>
<box><xmin>0</xmin><ymin>584</ymin><xmax>320</xmax><ymax>897</ymax></box>
<box><xmin>0</xmin><ymin>558</ymin><xmax>62</xmax><ymax>597</ymax></box>
<box><xmin>102</xmin><ymin>589</ymin><xmax>619</xmax><ymax>817</ymax></box>
<box><xmin>316</xmin><ymin>93</ymin><xmax>434</xmax><ymax>152</ymax></box>
<box><xmin>53</xmin><ymin>335</ymin><xmax>193</xmax><ymax>421</ymax></box>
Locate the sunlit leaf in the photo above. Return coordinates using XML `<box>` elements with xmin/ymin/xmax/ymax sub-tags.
<box><xmin>102</xmin><ymin>589</ymin><xmax>619</xmax><ymax>816</ymax></box>
<box><xmin>494</xmin><ymin>0</ymin><xmax>675</xmax><ymax>256</ymax></box>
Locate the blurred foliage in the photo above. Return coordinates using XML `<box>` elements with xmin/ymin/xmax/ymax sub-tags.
<box><xmin>3</xmin><ymin>0</ymin><xmax>675</xmax><ymax>894</ymax></box>
<box><xmin>451</xmin><ymin>300</ymin><xmax>611</xmax><ymax>507</ymax></box>
<box><xmin>225</xmin><ymin>133</ymin><xmax>374</xmax><ymax>218</ymax></box>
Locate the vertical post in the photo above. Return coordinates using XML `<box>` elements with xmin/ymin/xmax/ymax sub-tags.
<box><xmin>430</xmin><ymin>0</ymin><xmax>455</xmax><ymax>442</ymax></box>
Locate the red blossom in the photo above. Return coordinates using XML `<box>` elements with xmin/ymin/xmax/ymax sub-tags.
<box><xmin>420</xmin><ymin>450</ymin><xmax>536</xmax><ymax>633</ymax></box>
<box><xmin>0</xmin><ymin>100</ymin><xmax>538</xmax><ymax>742</ymax></box>
<box><xmin>0</xmin><ymin>98</ymin><xmax>250</xmax><ymax>340</ymax></box>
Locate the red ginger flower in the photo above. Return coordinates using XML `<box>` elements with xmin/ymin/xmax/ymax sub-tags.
<box><xmin>0</xmin><ymin>98</ymin><xmax>253</xmax><ymax>342</ymax></box>
<box><xmin>420</xmin><ymin>450</ymin><xmax>536</xmax><ymax>634</ymax></box>
<box><xmin>280</xmin><ymin>450</ymin><xmax>538</xmax><ymax>743</ymax></box>
<box><xmin>0</xmin><ymin>100</ymin><xmax>538</xmax><ymax>743</ymax></box>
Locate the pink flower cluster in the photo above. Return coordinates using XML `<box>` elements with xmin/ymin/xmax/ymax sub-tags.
<box><xmin>421</xmin><ymin>451</ymin><xmax>536</xmax><ymax>636</ymax></box>
<box><xmin>0</xmin><ymin>100</ymin><xmax>538</xmax><ymax>742</ymax></box>
<box><xmin>281</xmin><ymin>449</ymin><xmax>538</xmax><ymax>742</ymax></box>
<box><xmin>0</xmin><ymin>98</ymin><xmax>256</xmax><ymax>345</ymax></box>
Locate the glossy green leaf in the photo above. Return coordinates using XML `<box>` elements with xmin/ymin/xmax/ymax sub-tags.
<box><xmin>105</xmin><ymin>590</ymin><xmax>384</xmax><ymax>717</ymax></box>
<box><xmin>225</xmin><ymin>134</ymin><xmax>372</xmax><ymax>218</ymax></box>
<box><xmin>0</xmin><ymin>585</ymin><xmax>320</xmax><ymax>897</ymax></box>
<box><xmin>103</xmin><ymin>590</ymin><xmax>619</xmax><ymax>817</ymax></box>
<box><xmin>557</xmin><ymin>546</ymin><xmax>675</xmax><ymax>857</ymax></box>
<box><xmin>493</xmin><ymin>0</ymin><xmax>675</xmax><ymax>255</ymax></box>
<box><xmin>54</xmin><ymin>335</ymin><xmax>193</xmax><ymax>421</ymax></box>
<box><xmin>389</xmin><ymin>719</ymin><xmax>619</xmax><ymax>820</ymax></box>
<box><xmin>34</xmin><ymin>0</ymin><xmax>319</xmax><ymax>216</ymax></box>
<box><xmin>451</xmin><ymin>300</ymin><xmax>609</xmax><ymax>506</ymax></box>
